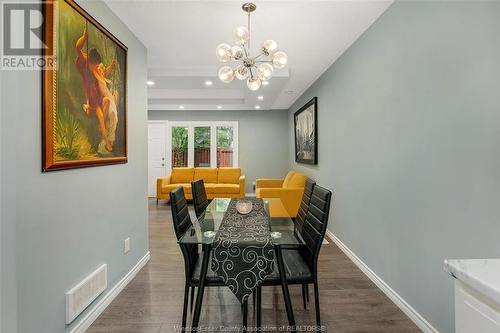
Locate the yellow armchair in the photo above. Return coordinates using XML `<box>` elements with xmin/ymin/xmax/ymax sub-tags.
<box><xmin>156</xmin><ymin>175</ymin><xmax>171</xmax><ymax>200</ymax></box>
<box><xmin>255</xmin><ymin>171</ymin><xmax>308</xmax><ymax>217</ymax></box>
<box><xmin>238</xmin><ymin>175</ymin><xmax>246</xmax><ymax>198</ymax></box>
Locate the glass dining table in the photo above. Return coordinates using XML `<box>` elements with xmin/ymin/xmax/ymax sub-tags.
<box><xmin>179</xmin><ymin>197</ymin><xmax>305</xmax><ymax>332</ymax></box>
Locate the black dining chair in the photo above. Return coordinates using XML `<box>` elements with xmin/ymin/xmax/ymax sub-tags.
<box><xmin>169</xmin><ymin>186</ymin><xmax>224</xmax><ymax>329</ymax></box>
<box><xmin>191</xmin><ymin>179</ymin><xmax>209</xmax><ymax>219</ymax></box>
<box><xmin>295</xmin><ymin>178</ymin><xmax>316</xmax><ymax>309</ymax></box>
<box><xmin>257</xmin><ymin>184</ymin><xmax>332</xmax><ymax>327</ymax></box>
<box><xmin>295</xmin><ymin>178</ymin><xmax>316</xmax><ymax>232</ymax></box>
<box><xmin>170</xmin><ymin>186</ymin><xmax>250</xmax><ymax>331</ymax></box>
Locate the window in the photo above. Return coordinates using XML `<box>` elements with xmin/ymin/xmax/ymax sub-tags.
<box><xmin>167</xmin><ymin>122</ymin><xmax>238</xmax><ymax>170</ymax></box>
<box><xmin>171</xmin><ymin>127</ymin><xmax>188</xmax><ymax>167</ymax></box>
<box><xmin>217</xmin><ymin>126</ymin><xmax>234</xmax><ymax>167</ymax></box>
<box><xmin>194</xmin><ymin>127</ymin><xmax>211</xmax><ymax>167</ymax></box>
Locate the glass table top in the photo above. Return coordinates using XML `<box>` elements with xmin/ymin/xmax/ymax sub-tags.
<box><xmin>178</xmin><ymin>198</ymin><xmax>304</xmax><ymax>246</ymax></box>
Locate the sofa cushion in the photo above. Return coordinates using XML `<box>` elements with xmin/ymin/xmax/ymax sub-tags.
<box><xmin>214</xmin><ymin>184</ymin><xmax>240</xmax><ymax>194</ymax></box>
<box><xmin>218</xmin><ymin>168</ymin><xmax>241</xmax><ymax>184</ymax></box>
<box><xmin>194</xmin><ymin>168</ymin><xmax>218</xmax><ymax>184</ymax></box>
<box><xmin>282</xmin><ymin>171</ymin><xmax>296</xmax><ymax>188</ymax></box>
<box><xmin>204</xmin><ymin>183</ymin><xmax>217</xmax><ymax>194</ymax></box>
<box><xmin>161</xmin><ymin>183</ymin><xmax>192</xmax><ymax>194</ymax></box>
<box><xmin>171</xmin><ymin>168</ymin><xmax>194</xmax><ymax>184</ymax></box>
<box><xmin>285</xmin><ymin>172</ymin><xmax>308</xmax><ymax>188</ymax></box>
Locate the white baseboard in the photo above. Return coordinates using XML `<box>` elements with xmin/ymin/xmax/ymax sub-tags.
<box><xmin>69</xmin><ymin>251</ymin><xmax>151</xmax><ymax>333</ymax></box>
<box><xmin>325</xmin><ymin>230</ymin><xmax>440</xmax><ymax>333</ymax></box>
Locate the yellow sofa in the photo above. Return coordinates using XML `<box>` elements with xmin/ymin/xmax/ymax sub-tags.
<box><xmin>157</xmin><ymin>167</ymin><xmax>245</xmax><ymax>202</ymax></box>
<box><xmin>255</xmin><ymin>171</ymin><xmax>308</xmax><ymax>217</ymax></box>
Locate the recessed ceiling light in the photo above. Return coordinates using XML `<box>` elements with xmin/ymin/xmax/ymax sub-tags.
<box><xmin>257</xmin><ymin>95</ymin><xmax>264</xmax><ymax>100</ymax></box>
<box><xmin>179</xmin><ymin>105</ymin><xmax>185</xmax><ymax>109</ymax></box>
<box><xmin>205</xmin><ymin>80</ymin><xmax>213</xmax><ymax>86</ymax></box>
<box><xmin>262</xmin><ymin>81</ymin><xmax>269</xmax><ymax>86</ymax></box>
<box><xmin>255</xmin><ymin>105</ymin><xmax>261</xmax><ymax>109</ymax></box>
<box><xmin>217</xmin><ymin>105</ymin><xmax>223</xmax><ymax>109</ymax></box>
<box><xmin>146</xmin><ymin>80</ymin><xmax>155</xmax><ymax>86</ymax></box>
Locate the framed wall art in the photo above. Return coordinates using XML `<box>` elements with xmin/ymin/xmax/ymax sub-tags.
<box><xmin>43</xmin><ymin>0</ymin><xmax>127</xmax><ymax>171</ymax></box>
<box><xmin>294</xmin><ymin>97</ymin><xmax>318</xmax><ymax>165</ymax></box>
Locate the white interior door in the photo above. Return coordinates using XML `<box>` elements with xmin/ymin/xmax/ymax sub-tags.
<box><xmin>148</xmin><ymin>121</ymin><xmax>167</xmax><ymax>197</ymax></box>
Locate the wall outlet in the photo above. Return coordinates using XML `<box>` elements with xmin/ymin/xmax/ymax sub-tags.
<box><xmin>124</xmin><ymin>237</ymin><xmax>130</xmax><ymax>254</ymax></box>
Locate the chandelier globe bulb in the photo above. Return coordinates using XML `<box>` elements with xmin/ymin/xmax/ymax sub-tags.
<box><xmin>235</xmin><ymin>66</ymin><xmax>249</xmax><ymax>80</ymax></box>
<box><xmin>261</xmin><ymin>40</ymin><xmax>278</xmax><ymax>56</ymax></box>
<box><xmin>247</xmin><ymin>77</ymin><xmax>262</xmax><ymax>91</ymax></box>
<box><xmin>231</xmin><ymin>46</ymin><xmax>244</xmax><ymax>60</ymax></box>
<box><xmin>257</xmin><ymin>63</ymin><xmax>273</xmax><ymax>81</ymax></box>
<box><xmin>233</xmin><ymin>26</ymin><xmax>249</xmax><ymax>45</ymax></box>
<box><xmin>218</xmin><ymin>66</ymin><xmax>235</xmax><ymax>83</ymax></box>
<box><xmin>216</xmin><ymin>43</ymin><xmax>232</xmax><ymax>62</ymax></box>
<box><xmin>272</xmin><ymin>51</ymin><xmax>288</xmax><ymax>69</ymax></box>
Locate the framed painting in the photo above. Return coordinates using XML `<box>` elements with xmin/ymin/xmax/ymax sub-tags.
<box><xmin>42</xmin><ymin>0</ymin><xmax>127</xmax><ymax>171</ymax></box>
<box><xmin>294</xmin><ymin>97</ymin><xmax>318</xmax><ymax>165</ymax></box>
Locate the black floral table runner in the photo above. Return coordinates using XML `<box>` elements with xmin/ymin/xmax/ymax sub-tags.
<box><xmin>211</xmin><ymin>198</ymin><xmax>275</xmax><ymax>303</ymax></box>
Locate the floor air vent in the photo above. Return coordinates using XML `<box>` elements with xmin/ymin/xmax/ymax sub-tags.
<box><xmin>66</xmin><ymin>264</ymin><xmax>107</xmax><ymax>324</ymax></box>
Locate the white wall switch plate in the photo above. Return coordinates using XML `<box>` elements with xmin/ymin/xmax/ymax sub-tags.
<box><xmin>124</xmin><ymin>237</ymin><xmax>130</xmax><ymax>254</ymax></box>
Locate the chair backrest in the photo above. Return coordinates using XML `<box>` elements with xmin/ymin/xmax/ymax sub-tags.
<box><xmin>191</xmin><ymin>179</ymin><xmax>209</xmax><ymax>218</ymax></box>
<box><xmin>299</xmin><ymin>185</ymin><xmax>332</xmax><ymax>271</ymax></box>
<box><xmin>169</xmin><ymin>186</ymin><xmax>198</xmax><ymax>278</ymax></box>
<box><xmin>296</xmin><ymin>178</ymin><xmax>316</xmax><ymax>229</ymax></box>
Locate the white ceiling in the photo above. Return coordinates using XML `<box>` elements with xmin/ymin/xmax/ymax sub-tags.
<box><xmin>104</xmin><ymin>0</ymin><xmax>393</xmax><ymax>111</ymax></box>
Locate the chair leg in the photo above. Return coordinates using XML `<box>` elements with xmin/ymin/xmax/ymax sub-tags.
<box><xmin>190</xmin><ymin>286</ymin><xmax>195</xmax><ymax>313</ymax></box>
<box><xmin>306</xmin><ymin>284</ymin><xmax>310</xmax><ymax>302</ymax></box>
<box><xmin>256</xmin><ymin>286</ymin><xmax>262</xmax><ymax>329</ymax></box>
<box><xmin>182</xmin><ymin>281</ymin><xmax>189</xmax><ymax>329</ymax></box>
<box><xmin>302</xmin><ymin>284</ymin><xmax>307</xmax><ymax>309</ymax></box>
<box><xmin>242</xmin><ymin>299</ymin><xmax>248</xmax><ymax>333</ymax></box>
<box><xmin>313</xmin><ymin>279</ymin><xmax>321</xmax><ymax>326</ymax></box>
<box><xmin>252</xmin><ymin>290</ymin><xmax>256</xmax><ymax>312</ymax></box>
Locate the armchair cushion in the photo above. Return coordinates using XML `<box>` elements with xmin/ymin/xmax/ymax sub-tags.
<box><xmin>256</xmin><ymin>187</ymin><xmax>304</xmax><ymax>217</ymax></box>
<box><xmin>282</xmin><ymin>171</ymin><xmax>297</xmax><ymax>188</ymax></box>
<box><xmin>204</xmin><ymin>183</ymin><xmax>217</xmax><ymax>194</ymax></box>
<box><xmin>214</xmin><ymin>184</ymin><xmax>240</xmax><ymax>194</ymax></box>
<box><xmin>284</xmin><ymin>172</ymin><xmax>308</xmax><ymax>189</ymax></box>
<box><xmin>194</xmin><ymin>168</ymin><xmax>218</xmax><ymax>183</ymax></box>
<box><xmin>255</xmin><ymin>178</ymin><xmax>284</xmax><ymax>188</ymax></box>
<box><xmin>171</xmin><ymin>167</ymin><xmax>194</xmax><ymax>183</ymax></box>
<box><xmin>218</xmin><ymin>167</ymin><xmax>241</xmax><ymax>184</ymax></box>
<box><xmin>161</xmin><ymin>183</ymin><xmax>192</xmax><ymax>195</ymax></box>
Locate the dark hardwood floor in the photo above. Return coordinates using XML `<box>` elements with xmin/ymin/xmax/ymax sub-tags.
<box><xmin>88</xmin><ymin>199</ymin><xmax>421</xmax><ymax>333</ymax></box>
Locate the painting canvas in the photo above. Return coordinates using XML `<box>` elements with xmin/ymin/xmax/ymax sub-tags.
<box><xmin>43</xmin><ymin>0</ymin><xmax>127</xmax><ymax>171</ymax></box>
<box><xmin>294</xmin><ymin>97</ymin><xmax>318</xmax><ymax>164</ymax></box>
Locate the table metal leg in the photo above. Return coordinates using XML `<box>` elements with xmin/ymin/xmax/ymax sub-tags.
<box><xmin>256</xmin><ymin>286</ymin><xmax>262</xmax><ymax>328</ymax></box>
<box><xmin>191</xmin><ymin>244</ymin><xmax>211</xmax><ymax>331</ymax></box>
<box><xmin>274</xmin><ymin>244</ymin><xmax>297</xmax><ymax>333</ymax></box>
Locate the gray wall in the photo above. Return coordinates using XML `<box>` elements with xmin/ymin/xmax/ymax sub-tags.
<box><xmin>288</xmin><ymin>1</ymin><xmax>500</xmax><ymax>332</ymax></box>
<box><xmin>1</xmin><ymin>1</ymin><xmax>149</xmax><ymax>332</ymax></box>
<box><xmin>149</xmin><ymin>110</ymin><xmax>290</xmax><ymax>193</ymax></box>
<box><xmin>1</xmin><ymin>43</ymin><xmax>18</xmax><ymax>332</ymax></box>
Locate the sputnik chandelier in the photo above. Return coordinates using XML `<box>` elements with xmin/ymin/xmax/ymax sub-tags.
<box><xmin>216</xmin><ymin>2</ymin><xmax>288</xmax><ymax>91</ymax></box>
